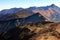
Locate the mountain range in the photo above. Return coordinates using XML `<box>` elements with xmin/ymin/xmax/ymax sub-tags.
<box><xmin>0</xmin><ymin>4</ymin><xmax>60</xmax><ymax>22</ymax></box>
<box><xmin>0</xmin><ymin>4</ymin><xmax>60</xmax><ymax>32</ymax></box>
<box><xmin>0</xmin><ymin>4</ymin><xmax>60</xmax><ymax>40</ymax></box>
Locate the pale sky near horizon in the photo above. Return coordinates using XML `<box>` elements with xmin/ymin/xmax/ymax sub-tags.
<box><xmin>0</xmin><ymin>0</ymin><xmax>60</xmax><ymax>10</ymax></box>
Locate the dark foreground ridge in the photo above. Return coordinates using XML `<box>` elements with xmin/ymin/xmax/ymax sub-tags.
<box><xmin>0</xmin><ymin>20</ymin><xmax>60</xmax><ymax>40</ymax></box>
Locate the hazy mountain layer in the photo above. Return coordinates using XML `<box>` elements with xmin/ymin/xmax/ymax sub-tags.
<box><xmin>0</xmin><ymin>4</ymin><xmax>60</xmax><ymax>22</ymax></box>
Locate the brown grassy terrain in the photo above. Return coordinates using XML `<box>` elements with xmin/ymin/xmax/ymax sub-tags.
<box><xmin>0</xmin><ymin>22</ymin><xmax>60</xmax><ymax>40</ymax></box>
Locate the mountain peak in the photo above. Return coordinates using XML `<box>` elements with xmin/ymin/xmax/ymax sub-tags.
<box><xmin>50</xmin><ymin>4</ymin><xmax>56</xmax><ymax>7</ymax></box>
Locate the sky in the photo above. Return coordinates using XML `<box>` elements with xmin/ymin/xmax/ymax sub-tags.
<box><xmin>0</xmin><ymin>0</ymin><xmax>60</xmax><ymax>10</ymax></box>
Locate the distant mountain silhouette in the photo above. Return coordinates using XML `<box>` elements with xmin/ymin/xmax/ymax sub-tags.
<box><xmin>0</xmin><ymin>8</ymin><xmax>23</xmax><ymax>14</ymax></box>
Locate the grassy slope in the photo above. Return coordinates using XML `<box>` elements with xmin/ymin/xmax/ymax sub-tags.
<box><xmin>0</xmin><ymin>22</ymin><xmax>60</xmax><ymax>40</ymax></box>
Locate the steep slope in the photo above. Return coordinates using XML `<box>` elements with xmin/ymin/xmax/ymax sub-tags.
<box><xmin>0</xmin><ymin>9</ymin><xmax>34</xmax><ymax>21</ymax></box>
<box><xmin>16</xmin><ymin>9</ymin><xmax>34</xmax><ymax>18</ymax></box>
<box><xmin>0</xmin><ymin>13</ymin><xmax>17</xmax><ymax>21</ymax></box>
<box><xmin>0</xmin><ymin>22</ymin><xmax>60</xmax><ymax>40</ymax></box>
<box><xmin>0</xmin><ymin>8</ymin><xmax>31</xmax><ymax>33</ymax></box>
<box><xmin>33</xmin><ymin>4</ymin><xmax>60</xmax><ymax>22</ymax></box>
<box><xmin>0</xmin><ymin>18</ymin><xmax>23</xmax><ymax>32</ymax></box>
<box><xmin>23</xmin><ymin>13</ymin><xmax>45</xmax><ymax>24</ymax></box>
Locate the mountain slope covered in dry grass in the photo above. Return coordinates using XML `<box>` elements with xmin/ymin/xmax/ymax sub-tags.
<box><xmin>0</xmin><ymin>21</ymin><xmax>60</xmax><ymax>40</ymax></box>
